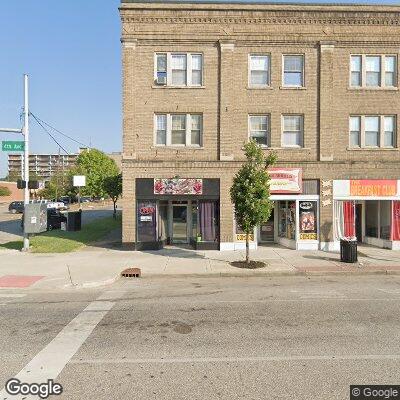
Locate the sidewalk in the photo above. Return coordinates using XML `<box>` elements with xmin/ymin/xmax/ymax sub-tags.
<box><xmin>1</xmin><ymin>244</ymin><xmax>400</xmax><ymax>290</ymax></box>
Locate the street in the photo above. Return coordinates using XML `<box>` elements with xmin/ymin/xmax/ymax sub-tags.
<box><xmin>1</xmin><ymin>275</ymin><xmax>400</xmax><ymax>399</ymax></box>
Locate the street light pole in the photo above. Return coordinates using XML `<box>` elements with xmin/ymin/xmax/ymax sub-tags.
<box><xmin>22</xmin><ymin>74</ymin><xmax>30</xmax><ymax>251</ymax></box>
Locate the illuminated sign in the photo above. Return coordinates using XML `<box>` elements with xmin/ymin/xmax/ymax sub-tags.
<box><xmin>350</xmin><ymin>180</ymin><xmax>397</xmax><ymax>197</ymax></box>
<box><xmin>268</xmin><ymin>168</ymin><xmax>302</xmax><ymax>194</ymax></box>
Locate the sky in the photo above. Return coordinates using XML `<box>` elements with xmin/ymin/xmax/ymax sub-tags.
<box><xmin>0</xmin><ymin>0</ymin><xmax>398</xmax><ymax>178</ymax></box>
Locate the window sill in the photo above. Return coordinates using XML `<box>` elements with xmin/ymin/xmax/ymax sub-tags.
<box><xmin>152</xmin><ymin>85</ymin><xmax>206</xmax><ymax>89</ymax></box>
<box><xmin>279</xmin><ymin>86</ymin><xmax>307</xmax><ymax>90</ymax></box>
<box><xmin>348</xmin><ymin>86</ymin><xmax>398</xmax><ymax>91</ymax></box>
<box><xmin>152</xmin><ymin>146</ymin><xmax>205</xmax><ymax>150</ymax></box>
<box><xmin>246</xmin><ymin>146</ymin><xmax>310</xmax><ymax>151</ymax></box>
<box><xmin>347</xmin><ymin>147</ymin><xmax>398</xmax><ymax>151</ymax></box>
<box><xmin>247</xmin><ymin>86</ymin><xmax>274</xmax><ymax>90</ymax></box>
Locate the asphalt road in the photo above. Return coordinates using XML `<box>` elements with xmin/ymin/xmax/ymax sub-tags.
<box><xmin>0</xmin><ymin>204</ymin><xmax>114</xmax><ymax>244</ymax></box>
<box><xmin>1</xmin><ymin>275</ymin><xmax>400</xmax><ymax>399</ymax></box>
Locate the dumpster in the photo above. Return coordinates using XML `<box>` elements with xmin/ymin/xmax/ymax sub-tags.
<box><xmin>66</xmin><ymin>210</ymin><xmax>82</xmax><ymax>231</ymax></box>
<box><xmin>340</xmin><ymin>239</ymin><xmax>357</xmax><ymax>263</ymax></box>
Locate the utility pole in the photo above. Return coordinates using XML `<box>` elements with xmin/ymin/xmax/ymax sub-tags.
<box><xmin>0</xmin><ymin>74</ymin><xmax>29</xmax><ymax>251</ymax></box>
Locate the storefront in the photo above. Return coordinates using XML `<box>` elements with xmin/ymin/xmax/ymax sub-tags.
<box><xmin>136</xmin><ymin>178</ymin><xmax>220</xmax><ymax>250</ymax></box>
<box><xmin>233</xmin><ymin>168</ymin><xmax>320</xmax><ymax>251</ymax></box>
<box><xmin>333</xmin><ymin>180</ymin><xmax>400</xmax><ymax>250</ymax></box>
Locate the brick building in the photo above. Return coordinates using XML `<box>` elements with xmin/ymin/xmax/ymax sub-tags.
<box><xmin>119</xmin><ymin>0</ymin><xmax>400</xmax><ymax>251</ymax></box>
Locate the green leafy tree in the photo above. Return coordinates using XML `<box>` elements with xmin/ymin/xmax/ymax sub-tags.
<box><xmin>70</xmin><ymin>149</ymin><xmax>119</xmax><ymax>198</ymax></box>
<box><xmin>0</xmin><ymin>186</ymin><xmax>12</xmax><ymax>197</ymax></box>
<box><xmin>230</xmin><ymin>140</ymin><xmax>277</xmax><ymax>264</ymax></box>
<box><xmin>103</xmin><ymin>174</ymin><xmax>122</xmax><ymax>219</ymax></box>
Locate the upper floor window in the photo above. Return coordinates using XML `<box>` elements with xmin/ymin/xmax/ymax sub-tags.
<box><xmin>349</xmin><ymin>115</ymin><xmax>396</xmax><ymax>148</ymax></box>
<box><xmin>155</xmin><ymin>113</ymin><xmax>202</xmax><ymax>147</ymax></box>
<box><xmin>249</xmin><ymin>55</ymin><xmax>270</xmax><ymax>86</ymax></box>
<box><xmin>282</xmin><ymin>115</ymin><xmax>304</xmax><ymax>147</ymax></box>
<box><xmin>283</xmin><ymin>55</ymin><xmax>304</xmax><ymax>87</ymax></box>
<box><xmin>249</xmin><ymin>115</ymin><xmax>269</xmax><ymax>146</ymax></box>
<box><xmin>350</xmin><ymin>55</ymin><xmax>397</xmax><ymax>88</ymax></box>
<box><xmin>155</xmin><ymin>53</ymin><xmax>203</xmax><ymax>87</ymax></box>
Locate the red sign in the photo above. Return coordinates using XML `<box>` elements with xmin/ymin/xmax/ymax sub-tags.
<box><xmin>140</xmin><ymin>207</ymin><xmax>155</xmax><ymax>215</ymax></box>
<box><xmin>154</xmin><ymin>178</ymin><xmax>203</xmax><ymax>195</ymax></box>
<box><xmin>268</xmin><ymin>168</ymin><xmax>302</xmax><ymax>194</ymax></box>
<box><xmin>350</xmin><ymin>180</ymin><xmax>397</xmax><ymax>197</ymax></box>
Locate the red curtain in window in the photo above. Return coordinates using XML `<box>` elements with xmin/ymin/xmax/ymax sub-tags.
<box><xmin>343</xmin><ymin>201</ymin><xmax>355</xmax><ymax>238</ymax></box>
<box><xmin>392</xmin><ymin>201</ymin><xmax>400</xmax><ymax>241</ymax></box>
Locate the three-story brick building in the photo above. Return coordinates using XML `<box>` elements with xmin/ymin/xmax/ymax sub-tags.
<box><xmin>120</xmin><ymin>0</ymin><xmax>400</xmax><ymax>251</ymax></box>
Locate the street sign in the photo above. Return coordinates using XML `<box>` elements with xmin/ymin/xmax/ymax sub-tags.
<box><xmin>2</xmin><ymin>141</ymin><xmax>25</xmax><ymax>152</ymax></box>
<box><xmin>73</xmin><ymin>175</ymin><xmax>86</xmax><ymax>187</ymax></box>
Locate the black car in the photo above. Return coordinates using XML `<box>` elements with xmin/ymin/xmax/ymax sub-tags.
<box><xmin>47</xmin><ymin>209</ymin><xmax>67</xmax><ymax>231</ymax></box>
<box><xmin>8</xmin><ymin>201</ymin><xmax>24</xmax><ymax>214</ymax></box>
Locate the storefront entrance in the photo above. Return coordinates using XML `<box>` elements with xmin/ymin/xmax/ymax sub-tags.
<box><xmin>259</xmin><ymin>210</ymin><xmax>274</xmax><ymax>243</ymax></box>
<box><xmin>172</xmin><ymin>204</ymin><xmax>188</xmax><ymax>243</ymax></box>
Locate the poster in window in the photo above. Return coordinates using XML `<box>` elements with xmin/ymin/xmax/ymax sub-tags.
<box><xmin>299</xmin><ymin>201</ymin><xmax>317</xmax><ymax>240</ymax></box>
<box><xmin>137</xmin><ymin>201</ymin><xmax>156</xmax><ymax>242</ymax></box>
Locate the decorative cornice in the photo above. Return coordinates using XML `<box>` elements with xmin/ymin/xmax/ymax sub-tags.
<box><xmin>121</xmin><ymin>15</ymin><xmax>400</xmax><ymax>26</ymax></box>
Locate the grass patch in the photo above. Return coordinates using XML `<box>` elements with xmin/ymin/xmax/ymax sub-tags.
<box><xmin>0</xmin><ymin>215</ymin><xmax>121</xmax><ymax>253</ymax></box>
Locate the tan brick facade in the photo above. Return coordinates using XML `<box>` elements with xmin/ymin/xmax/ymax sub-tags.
<box><xmin>120</xmin><ymin>1</ymin><xmax>400</xmax><ymax>250</ymax></box>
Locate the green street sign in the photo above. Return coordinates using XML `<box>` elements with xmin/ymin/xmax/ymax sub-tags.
<box><xmin>2</xmin><ymin>141</ymin><xmax>25</xmax><ymax>152</ymax></box>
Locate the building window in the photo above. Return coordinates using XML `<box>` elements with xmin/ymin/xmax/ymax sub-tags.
<box><xmin>349</xmin><ymin>115</ymin><xmax>396</xmax><ymax>149</ymax></box>
<box><xmin>249</xmin><ymin>55</ymin><xmax>270</xmax><ymax>86</ymax></box>
<box><xmin>282</xmin><ymin>115</ymin><xmax>303</xmax><ymax>147</ymax></box>
<box><xmin>350</xmin><ymin>55</ymin><xmax>397</xmax><ymax>88</ymax></box>
<box><xmin>155</xmin><ymin>114</ymin><xmax>202</xmax><ymax>147</ymax></box>
<box><xmin>249</xmin><ymin>115</ymin><xmax>269</xmax><ymax>146</ymax></box>
<box><xmin>283</xmin><ymin>55</ymin><xmax>304</xmax><ymax>87</ymax></box>
<box><xmin>155</xmin><ymin>53</ymin><xmax>203</xmax><ymax>87</ymax></box>
<box><xmin>351</xmin><ymin>56</ymin><xmax>362</xmax><ymax>87</ymax></box>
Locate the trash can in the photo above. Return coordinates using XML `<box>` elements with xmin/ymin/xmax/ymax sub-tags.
<box><xmin>66</xmin><ymin>210</ymin><xmax>82</xmax><ymax>231</ymax></box>
<box><xmin>340</xmin><ymin>239</ymin><xmax>357</xmax><ymax>263</ymax></box>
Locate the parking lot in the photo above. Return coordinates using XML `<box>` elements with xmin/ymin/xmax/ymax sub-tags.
<box><xmin>0</xmin><ymin>202</ymin><xmax>115</xmax><ymax>245</ymax></box>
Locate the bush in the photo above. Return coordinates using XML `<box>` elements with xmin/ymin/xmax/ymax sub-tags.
<box><xmin>0</xmin><ymin>186</ymin><xmax>11</xmax><ymax>197</ymax></box>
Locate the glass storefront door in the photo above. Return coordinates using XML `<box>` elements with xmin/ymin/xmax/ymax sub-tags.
<box><xmin>172</xmin><ymin>205</ymin><xmax>188</xmax><ymax>243</ymax></box>
<box><xmin>260</xmin><ymin>209</ymin><xmax>274</xmax><ymax>242</ymax></box>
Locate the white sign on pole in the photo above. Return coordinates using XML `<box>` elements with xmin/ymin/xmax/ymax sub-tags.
<box><xmin>73</xmin><ymin>175</ymin><xmax>86</xmax><ymax>187</ymax></box>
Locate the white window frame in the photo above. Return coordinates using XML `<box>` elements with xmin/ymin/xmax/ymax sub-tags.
<box><xmin>248</xmin><ymin>54</ymin><xmax>271</xmax><ymax>87</ymax></box>
<box><xmin>349</xmin><ymin>54</ymin><xmax>398</xmax><ymax>88</ymax></box>
<box><xmin>154</xmin><ymin>53</ymin><xmax>203</xmax><ymax>87</ymax></box>
<box><xmin>154</xmin><ymin>113</ymin><xmax>202</xmax><ymax>147</ymax></box>
<box><xmin>281</xmin><ymin>114</ymin><xmax>304</xmax><ymax>148</ymax></box>
<box><xmin>349</xmin><ymin>115</ymin><xmax>397</xmax><ymax>149</ymax></box>
<box><xmin>282</xmin><ymin>54</ymin><xmax>305</xmax><ymax>88</ymax></box>
<box><xmin>248</xmin><ymin>114</ymin><xmax>270</xmax><ymax>147</ymax></box>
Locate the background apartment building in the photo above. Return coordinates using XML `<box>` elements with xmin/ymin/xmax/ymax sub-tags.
<box><xmin>120</xmin><ymin>0</ymin><xmax>400</xmax><ymax>251</ymax></box>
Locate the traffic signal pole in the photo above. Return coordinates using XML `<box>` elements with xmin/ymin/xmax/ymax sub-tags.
<box><xmin>22</xmin><ymin>74</ymin><xmax>30</xmax><ymax>251</ymax></box>
<box><xmin>0</xmin><ymin>74</ymin><xmax>30</xmax><ymax>251</ymax></box>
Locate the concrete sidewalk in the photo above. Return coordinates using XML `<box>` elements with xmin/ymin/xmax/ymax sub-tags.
<box><xmin>1</xmin><ymin>244</ymin><xmax>400</xmax><ymax>290</ymax></box>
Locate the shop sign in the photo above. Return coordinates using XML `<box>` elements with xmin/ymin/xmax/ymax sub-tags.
<box><xmin>350</xmin><ymin>180</ymin><xmax>397</xmax><ymax>197</ymax></box>
<box><xmin>139</xmin><ymin>206</ymin><xmax>155</xmax><ymax>215</ymax></box>
<box><xmin>299</xmin><ymin>201</ymin><xmax>317</xmax><ymax>241</ymax></box>
<box><xmin>154</xmin><ymin>178</ymin><xmax>203</xmax><ymax>195</ymax></box>
<box><xmin>236</xmin><ymin>234</ymin><xmax>254</xmax><ymax>241</ymax></box>
<box><xmin>300</xmin><ymin>233</ymin><xmax>317</xmax><ymax>240</ymax></box>
<box><xmin>268</xmin><ymin>168</ymin><xmax>302</xmax><ymax>194</ymax></box>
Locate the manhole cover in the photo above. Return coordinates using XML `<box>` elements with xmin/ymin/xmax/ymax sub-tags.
<box><xmin>121</xmin><ymin>268</ymin><xmax>141</xmax><ymax>278</ymax></box>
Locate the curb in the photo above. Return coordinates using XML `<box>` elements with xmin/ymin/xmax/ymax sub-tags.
<box><xmin>63</xmin><ymin>274</ymin><xmax>121</xmax><ymax>290</ymax></box>
<box><xmin>138</xmin><ymin>269</ymin><xmax>400</xmax><ymax>279</ymax></box>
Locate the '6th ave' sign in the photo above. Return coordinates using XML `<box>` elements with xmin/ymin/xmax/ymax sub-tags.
<box><xmin>2</xmin><ymin>141</ymin><xmax>25</xmax><ymax>152</ymax></box>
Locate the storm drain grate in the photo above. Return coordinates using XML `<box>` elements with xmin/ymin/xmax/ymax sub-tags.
<box><xmin>121</xmin><ymin>267</ymin><xmax>141</xmax><ymax>278</ymax></box>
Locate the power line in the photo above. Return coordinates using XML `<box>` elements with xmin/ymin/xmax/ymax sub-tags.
<box><xmin>30</xmin><ymin>112</ymin><xmax>91</xmax><ymax>149</ymax></box>
<box><xmin>30</xmin><ymin>112</ymin><xmax>70</xmax><ymax>155</ymax></box>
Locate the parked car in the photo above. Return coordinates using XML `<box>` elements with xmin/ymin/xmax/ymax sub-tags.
<box><xmin>47</xmin><ymin>208</ymin><xmax>67</xmax><ymax>231</ymax></box>
<box><xmin>9</xmin><ymin>201</ymin><xmax>24</xmax><ymax>214</ymax></box>
<box><xmin>80</xmin><ymin>196</ymin><xmax>92</xmax><ymax>203</ymax></box>
<box><xmin>47</xmin><ymin>201</ymin><xmax>68</xmax><ymax>210</ymax></box>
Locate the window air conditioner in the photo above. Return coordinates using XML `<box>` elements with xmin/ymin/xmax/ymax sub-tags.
<box><xmin>156</xmin><ymin>75</ymin><xmax>167</xmax><ymax>85</ymax></box>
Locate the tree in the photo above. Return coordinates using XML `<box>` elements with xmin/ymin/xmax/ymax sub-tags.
<box><xmin>230</xmin><ymin>140</ymin><xmax>277</xmax><ymax>265</ymax></box>
<box><xmin>0</xmin><ymin>186</ymin><xmax>12</xmax><ymax>197</ymax></box>
<box><xmin>103</xmin><ymin>174</ymin><xmax>122</xmax><ymax>219</ymax></box>
<box><xmin>70</xmin><ymin>149</ymin><xmax>119</xmax><ymax>198</ymax></box>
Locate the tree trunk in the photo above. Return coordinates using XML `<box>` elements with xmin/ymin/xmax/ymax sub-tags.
<box><xmin>113</xmin><ymin>200</ymin><xmax>117</xmax><ymax>220</ymax></box>
<box><xmin>245</xmin><ymin>232</ymin><xmax>250</xmax><ymax>264</ymax></box>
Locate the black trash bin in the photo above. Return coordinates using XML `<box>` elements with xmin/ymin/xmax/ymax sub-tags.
<box><xmin>340</xmin><ymin>239</ymin><xmax>357</xmax><ymax>263</ymax></box>
<box><xmin>66</xmin><ymin>210</ymin><xmax>82</xmax><ymax>231</ymax></box>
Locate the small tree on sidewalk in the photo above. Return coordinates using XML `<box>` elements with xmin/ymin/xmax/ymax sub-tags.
<box><xmin>103</xmin><ymin>174</ymin><xmax>122</xmax><ymax>219</ymax></box>
<box><xmin>230</xmin><ymin>140</ymin><xmax>276</xmax><ymax>266</ymax></box>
